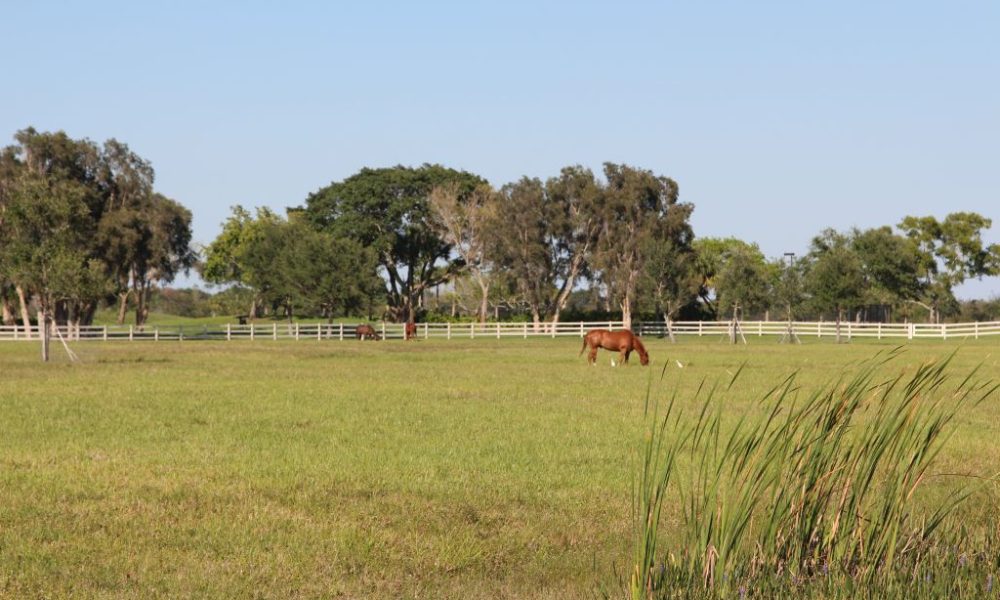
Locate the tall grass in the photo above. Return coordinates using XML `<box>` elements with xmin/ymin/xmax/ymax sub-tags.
<box><xmin>629</xmin><ymin>348</ymin><xmax>999</xmax><ymax>598</ymax></box>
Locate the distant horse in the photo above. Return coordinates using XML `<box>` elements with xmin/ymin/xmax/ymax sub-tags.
<box><xmin>404</xmin><ymin>322</ymin><xmax>417</xmax><ymax>341</ymax></box>
<box><xmin>355</xmin><ymin>324</ymin><xmax>380</xmax><ymax>341</ymax></box>
<box><xmin>579</xmin><ymin>329</ymin><xmax>649</xmax><ymax>366</ymax></box>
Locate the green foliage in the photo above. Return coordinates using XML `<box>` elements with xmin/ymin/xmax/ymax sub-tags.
<box><xmin>898</xmin><ymin>213</ymin><xmax>1000</xmax><ymax>322</ymax></box>
<box><xmin>0</xmin><ymin>127</ymin><xmax>195</xmax><ymax>333</ymax></box>
<box><xmin>806</xmin><ymin>229</ymin><xmax>864</xmax><ymax>323</ymax></box>
<box><xmin>303</xmin><ymin>164</ymin><xmax>486</xmax><ymax>321</ymax></box>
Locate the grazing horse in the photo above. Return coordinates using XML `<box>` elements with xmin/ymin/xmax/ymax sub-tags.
<box><xmin>404</xmin><ymin>322</ymin><xmax>417</xmax><ymax>341</ymax></box>
<box><xmin>355</xmin><ymin>324</ymin><xmax>380</xmax><ymax>341</ymax></box>
<box><xmin>579</xmin><ymin>329</ymin><xmax>649</xmax><ymax>366</ymax></box>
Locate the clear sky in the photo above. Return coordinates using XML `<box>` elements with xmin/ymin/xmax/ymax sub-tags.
<box><xmin>3</xmin><ymin>1</ymin><xmax>998</xmax><ymax>298</ymax></box>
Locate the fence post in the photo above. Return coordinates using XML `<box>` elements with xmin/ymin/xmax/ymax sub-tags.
<box><xmin>295</xmin><ymin>323</ymin><xmax>300</xmax><ymax>341</ymax></box>
<box><xmin>552</xmin><ymin>322</ymin><xmax>557</xmax><ymax>339</ymax></box>
<box><xmin>523</xmin><ymin>322</ymin><xmax>527</xmax><ymax>339</ymax></box>
<box><xmin>129</xmin><ymin>325</ymin><xmax>133</xmax><ymax>341</ymax></box>
<box><xmin>817</xmin><ymin>321</ymin><xmax>821</xmax><ymax>338</ymax></box>
<box><xmin>424</xmin><ymin>322</ymin><xmax>428</xmax><ymax>339</ymax></box>
<box><xmin>447</xmin><ymin>322</ymin><xmax>451</xmax><ymax>340</ymax></box>
<box><xmin>381</xmin><ymin>322</ymin><xmax>386</xmax><ymax>340</ymax></box>
<box><xmin>698</xmin><ymin>321</ymin><xmax>703</xmax><ymax>337</ymax></box>
<box><xmin>155</xmin><ymin>327</ymin><xmax>159</xmax><ymax>342</ymax></box>
<box><xmin>227</xmin><ymin>323</ymin><xmax>232</xmax><ymax>341</ymax></box>
<box><xmin>847</xmin><ymin>321</ymin><xmax>852</xmax><ymax>341</ymax></box>
<box><xmin>496</xmin><ymin>322</ymin><xmax>500</xmax><ymax>339</ymax></box>
<box><xmin>758</xmin><ymin>321</ymin><xmax>763</xmax><ymax>337</ymax></box>
<box><xmin>975</xmin><ymin>321</ymin><xmax>979</xmax><ymax>340</ymax></box>
<box><xmin>907</xmin><ymin>323</ymin><xmax>914</xmax><ymax>341</ymax></box>
<box><xmin>579</xmin><ymin>322</ymin><xmax>584</xmax><ymax>337</ymax></box>
<box><xmin>877</xmin><ymin>322</ymin><xmax>882</xmax><ymax>340</ymax></box>
<box><xmin>470</xmin><ymin>322</ymin><xmax>474</xmax><ymax>339</ymax></box>
<box><xmin>941</xmin><ymin>323</ymin><xmax>946</xmax><ymax>340</ymax></box>
<box><xmin>339</xmin><ymin>323</ymin><xmax>344</xmax><ymax>341</ymax></box>
<box><xmin>103</xmin><ymin>326</ymin><xmax>108</xmax><ymax>341</ymax></box>
<box><xmin>250</xmin><ymin>324</ymin><xmax>255</xmax><ymax>341</ymax></box>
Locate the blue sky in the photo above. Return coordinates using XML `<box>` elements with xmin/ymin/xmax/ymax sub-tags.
<box><xmin>3</xmin><ymin>1</ymin><xmax>998</xmax><ymax>298</ymax></box>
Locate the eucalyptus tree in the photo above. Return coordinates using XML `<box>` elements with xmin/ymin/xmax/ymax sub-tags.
<box><xmin>593</xmin><ymin>163</ymin><xmax>694</xmax><ymax>329</ymax></box>
<box><xmin>490</xmin><ymin>168</ymin><xmax>603</xmax><ymax>329</ymax></box>
<box><xmin>0</xmin><ymin>168</ymin><xmax>95</xmax><ymax>359</ymax></box>
<box><xmin>429</xmin><ymin>182</ymin><xmax>500</xmax><ymax>323</ymax></box>
<box><xmin>304</xmin><ymin>164</ymin><xmax>485</xmax><ymax>323</ymax></box>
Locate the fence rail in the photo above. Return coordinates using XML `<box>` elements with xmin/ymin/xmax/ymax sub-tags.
<box><xmin>2</xmin><ymin>320</ymin><xmax>999</xmax><ymax>342</ymax></box>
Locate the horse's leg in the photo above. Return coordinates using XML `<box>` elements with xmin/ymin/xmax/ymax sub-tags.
<box><xmin>589</xmin><ymin>347</ymin><xmax>598</xmax><ymax>366</ymax></box>
<box><xmin>624</xmin><ymin>350</ymin><xmax>632</xmax><ymax>364</ymax></box>
<box><xmin>619</xmin><ymin>349</ymin><xmax>627</xmax><ymax>365</ymax></box>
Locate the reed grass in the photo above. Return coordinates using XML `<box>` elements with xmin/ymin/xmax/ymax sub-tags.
<box><xmin>629</xmin><ymin>348</ymin><xmax>1000</xmax><ymax>598</ymax></box>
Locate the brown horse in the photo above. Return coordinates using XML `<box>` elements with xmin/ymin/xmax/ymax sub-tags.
<box><xmin>404</xmin><ymin>322</ymin><xmax>417</xmax><ymax>340</ymax></box>
<box><xmin>579</xmin><ymin>329</ymin><xmax>649</xmax><ymax>366</ymax></box>
<box><xmin>355</xmin><ymin>324</ymin><xmax>381</xmax><ymax>340</ymax></box>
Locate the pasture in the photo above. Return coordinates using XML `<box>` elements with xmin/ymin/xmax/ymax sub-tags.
<box><xmin>1</xmin><ymin>337</ymin><xmax>999</xmax><ymax>598</ymax></box>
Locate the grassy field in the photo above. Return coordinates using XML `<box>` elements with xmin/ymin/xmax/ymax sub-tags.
<box><xmin>1</xmin><ymin>337</ymin><xmax>998</xmax><ymax>598</ymax></box>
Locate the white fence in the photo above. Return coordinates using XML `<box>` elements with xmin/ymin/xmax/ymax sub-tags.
<box><xmin>1</xmin><ymin>320</ymin><xmax>999</xmax><ymax>342</ymax></box>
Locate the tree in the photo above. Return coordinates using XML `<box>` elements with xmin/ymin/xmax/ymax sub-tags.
<box><xmin>239</xmin><ymin>216</ymin><xmax>381</xmax><ymax>322</ymax></box>
<box><xmin>898</xmin><ymin>213</ymin><xmax>1000</xmax><ymax>323</ymax></box>
<box><xmin>850</xmin><ymin>226</ymin><xmax>922</xmax><ymax>321</ymax></box>
<box><xmin>490</xmin><ymin>168</ymin><xmax>603</xmax><ymax>329</ymax></box>
<box><xmin>429</xmin><ymin>182</ymin><xmax>500</xmax><ymax>323</ymax></box>
<box><xmin>806</xmin><ymin>229</ymin><xmax>864</xmax><ymax>342</ymax></box>
<box><xmin>0</xmin><ymin>171</ymin><xmax>94</xmax><ymax>359</ymax></box>
<box><xmin>640</xmin><ymin>233</ymin><xmax>700</xmax><ymax>342</ymax></box>
<box><xmin>200</xmin><ymin>205</ymin><xmax>282</xmax><ymax>319</ymax></box>
<box><xmin>691</xmin><ymin>237</ymin><xmax>763</xmax><ymax>319</ymax></box>
<box><xmin>713</xmin><ymin>243</ymin><xmax>773</xmax><ymax>343</ymax></box>
<box><xmin>593</xmin><ymin>163</ymin><xmax>691</xmax><ymax>331</ymax></box>
<box><xmin>304</xmin><ymin>165</ymin><xmax>485</xmax><ymax>323</ymax></box>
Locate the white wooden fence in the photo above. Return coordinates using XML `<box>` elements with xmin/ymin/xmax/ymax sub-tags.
<box><xmin>1</xmin><ymin>320</ymin><xmax>999</xmax><ymax>342</ymax></box>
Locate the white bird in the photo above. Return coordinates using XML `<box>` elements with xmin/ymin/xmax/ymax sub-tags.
<box><xmin>675</xmin><ymin>360</ymin><xmax>684</xmax><ymax>368</ymax></box>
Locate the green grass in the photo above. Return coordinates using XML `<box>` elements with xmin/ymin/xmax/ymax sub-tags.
<box><xmin>1</xmin><ymin>337</ymin><xmax>998</xmax><ymax>598</ymax></box>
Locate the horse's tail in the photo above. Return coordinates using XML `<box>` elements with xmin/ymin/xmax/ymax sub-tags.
<box><xmin>579</xmin><ymin>336</ymin><xmax>588</xmax><ymax>356</ymax></box>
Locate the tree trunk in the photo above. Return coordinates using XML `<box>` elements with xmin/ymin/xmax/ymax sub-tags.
<box><xmin>621</xmin><ymin>295</ymin><xmax>632</xmax><ymax>331</ymax></box>
<box><xmin>117</xmin><ymin>291</ymin><xmax>130</xmax><ymax>325</ymax></box>
<box><xmin>16</xmin><ymin>285</ymin><xmax>32</xmax><ymax>340</ymax></box>
<box><xmin>531</xmin><ymin>306</ymin><xmax>542</xmax><ymax>333</ymax></box>
<box><xmin>135</xmin><ymin>284</ymin><xmax>150</xmax><ymax>329</ymax></box>
<box><xmin>39</xmin><ymin>308</ymin><xmax>49</xmax><ymax>363</ymax></box>
<box><xmin>1</xmin><ymin>296</ymin><xmax>13</xmax><ymax>326</ymax></box>
<box><xmin>477</xmin><ymin>280</ymin><xmax>490</xmax><ymax>324</ymax></box>
<box><xmin>665</xmin><ymin>315</ymin><xmax>676</xmax><ymax>343</ymax></box>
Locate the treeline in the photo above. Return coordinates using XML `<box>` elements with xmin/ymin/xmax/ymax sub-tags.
<box><xmin>204</xmin><ymin>164</ymin><xmax>1000</xmax><ymax>328</ymax></box>
<box><xmin>0</xmin><ymin>128</ymin><xmax>194</xmax><ymax>341</ymax></box>
<box><xmin>4</xmin><ymin>128</ymin><xmax>999</xmax><ymax>336</ymax></box>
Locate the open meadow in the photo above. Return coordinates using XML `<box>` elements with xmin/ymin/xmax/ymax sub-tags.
<box><xmin>1</xmin><ymin>336</ymin><xmax>999</xmax><ymax>598</ymax></box>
